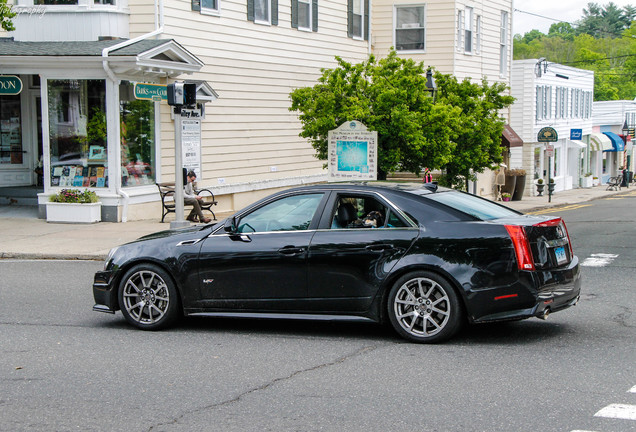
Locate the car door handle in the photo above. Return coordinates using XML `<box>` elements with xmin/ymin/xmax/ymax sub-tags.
<box><xmin>278</xmin><ymin>246</ymin><xmax>305</xmax><ymax>256</ymax></box>
<box><xmin>366</xmin><ymin>244</ymin><xmax>394</xmax><ymax>252</ymax></box>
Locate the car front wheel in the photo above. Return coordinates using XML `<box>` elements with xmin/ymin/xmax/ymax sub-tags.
<box><xmin>118</xmin><ymin>264</ymin><xmax>180</xmax><ymax>330</ymax></box>
<box><xmin>388</xmin><ymin>271</ymin><xmax>462</xmax><ymax>343</ymax></box>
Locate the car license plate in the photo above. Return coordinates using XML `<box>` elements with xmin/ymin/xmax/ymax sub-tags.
<box><xmin>555</xmin><ymin>246</ymin><xmax>567</xmax><ymax>264</ymax></box>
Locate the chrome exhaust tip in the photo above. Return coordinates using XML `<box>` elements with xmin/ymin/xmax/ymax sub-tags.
<box><xmin>539</xmin><ymin>308</ymin><xmax>550</xmax><ymax>320</ymax></box>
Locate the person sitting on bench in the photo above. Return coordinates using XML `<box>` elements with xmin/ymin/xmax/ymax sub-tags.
<box><xmin>184</xmin><ymin>170</ymin><xmax>212</xmax><ymax>223</ymax></box>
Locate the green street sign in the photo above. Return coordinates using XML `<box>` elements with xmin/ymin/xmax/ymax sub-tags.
<box><xmin>0</xmin><ymin>76</ymin><xmax>23</xmax><ymax>95</ymax></box>
<box><xmin>538</xmin><ymin>127</ymin><xmax>558</xmax><ymax>142</ymax></box>
<box><xmin>134</xmin><ymin>83</ymin><xmax>167</xmax><ymax>101</ymax></box>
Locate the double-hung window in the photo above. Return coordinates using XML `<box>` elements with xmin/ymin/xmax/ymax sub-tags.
<box><xmin>348</xmin><ymin>0</ymin><xmax>368</xmax><ymax>40</ymax></box>
<box><xmin>292</xmin><ymin>0</ymin><xmax>318</xmax><ymax>32</ymax></box>
<box><xmin>464</xmin><ymin>6</ymin><xmax>473</xmax><ymax>53</ymax></box>
<box><xmin>395</xmin><ymin>5</ymin><xmax>425</xmax><ymax>51</ymax></box>
<box><xmin>201</xmin><ymin>0</ymin><xmax>219</xmax><ymax>14</ymax></box>
<box><xmin>500</xmin><ymin>11</ymin><xmax>509</xmax><ymax>76</ymax></box>
<box><xmin>247</xmin><ymin>0</ymin><xmax>278</xmax><ymax>25</ymax></box>
<box><xmin>456</xmin><ymin>10</ymin><xmax>463</xmax><ymax>52</ymax></box>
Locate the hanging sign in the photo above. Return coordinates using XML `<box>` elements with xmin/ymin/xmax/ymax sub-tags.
<box><xmin>538</xmin><ymin>127</ymin><xmax>558</xmax><ymax>142</ymax></box>
<box><xmin>570</xmin><ymin>129</ymin><xmax>582</xmax><ymax>140</ymax></box>
<box><xmin>0</xmin><ymin>76</ymin><xmax>23</xmax><ymax>95</ymax></box>
<box><xmin>327</xmin><ymin>121</ymin><xmax>377</xmax><ymax>182</ymax></box>
<box><xmin>134</xmin><ymin>83</ymin><xmax>167</xmax><ymax>101</ymax></box>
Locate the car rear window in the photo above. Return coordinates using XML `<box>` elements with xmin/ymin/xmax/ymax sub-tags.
<box><xmin>425</xmin><ymin>191</ymin><xmax>520</xmax><ymax>221</ymax></box>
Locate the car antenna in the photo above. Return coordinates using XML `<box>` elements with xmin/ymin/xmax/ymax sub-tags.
<box><xmin>423</xmin><ymin>182</ymin><xmax>438</xmax><ymax>192</ymax></box>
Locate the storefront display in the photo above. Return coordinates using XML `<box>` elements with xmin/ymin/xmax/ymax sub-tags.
<box><xmin>48</xmin><ymin>79</ymin><xmax>108</xmax><ymax>188</ymax></box>
<box><xmin>120</xmin><ymin>81</ymin><xmax>156</xmax><ymax>187</ymax></box>
<box><xmin>0</xmin><ymin>95</ymin><xmax>23</xmax><ymax>165</ymax></box>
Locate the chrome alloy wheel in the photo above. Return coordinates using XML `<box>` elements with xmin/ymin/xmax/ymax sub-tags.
<box><xmin>393</xmin><ymin>277</ymin><xmax>451</xmax><ymax>338</ymax></box>
<box><xmin>122</xmin><ymin>270</ymin><xmax>170</xmax><ymax>325</ymax></box>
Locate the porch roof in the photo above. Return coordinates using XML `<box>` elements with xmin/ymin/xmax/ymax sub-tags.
<box><xmin>0</xmin><ymin>39</ymin><xmax>203</xmax><ymax>78</ymax></box>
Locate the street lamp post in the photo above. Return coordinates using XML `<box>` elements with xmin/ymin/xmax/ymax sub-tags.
<box><xmin>623</xmin><ymin>121</ymin><xmax>631</xmax><ymax>186</ymax></box>
<box><xmin>425</xmin><ymin>68</ymin><xmax>437</xmax><ymax>101</ymax></box>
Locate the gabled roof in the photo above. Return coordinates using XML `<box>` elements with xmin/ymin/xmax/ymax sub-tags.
<box><xmin>0</xmin><ymin>38</ymin><xmax>203</xmax><ymax>78</ymax></box>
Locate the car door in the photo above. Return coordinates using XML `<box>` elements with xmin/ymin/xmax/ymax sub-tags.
<box><xmin>307</xmin><ymin>192</ymin><xmax>419</xmax><ymax>313</ymax></box>
<box><xmin>195</xmin><ymin>192</ymin><xmax>325</xmax><ymax>310</ymax></box>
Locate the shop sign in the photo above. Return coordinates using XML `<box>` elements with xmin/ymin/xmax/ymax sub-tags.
<box><xmin>570</xmin><ymin>129</ymin><xmax>582</xmax><ymax>140</ymax></box>
<box><xmin>0</xmin><ymin>76</ymin><xmax>23</xmax><ymax>95</ymax></box>
<box><xmin>327</xmin><ymin>121</ymin><xmax>377</xmax><ymax>182</ymax></box>
<box><xmin>134</xmin><ymin>83</ymin><xmax>167</xmax><ymax>101</ymax></box>
<box><xmin>538</xmin><ymin>127</ymin><xmax>558</xmax><ymax>142</ymax></box>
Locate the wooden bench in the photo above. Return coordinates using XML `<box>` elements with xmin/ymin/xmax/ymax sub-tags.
<box><xmin>156</xmin><ymin>182</ymin><xmax>218</xmax><ymax>223</ymax></box>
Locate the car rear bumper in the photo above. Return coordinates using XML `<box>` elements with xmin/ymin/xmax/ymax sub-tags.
<box><xmin>468</xmin><ymin>256</ymin><xmax>582</xmax><ymax>323</ymax></box>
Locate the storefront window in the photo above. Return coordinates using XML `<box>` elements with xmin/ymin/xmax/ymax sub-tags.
<box><xmin>0</xmin><ymin>95</ymin><xmax>22</xmax><ymax>165</ymax></box>
<box><xmin>48</xmin><ymin>79</ymin><xmax>107</xmax><ymax>188</ymax></box>
<box><xmin>119</xmin><ymin>82</ymin><xmax>156</xmax><ymax>187</ymax></box>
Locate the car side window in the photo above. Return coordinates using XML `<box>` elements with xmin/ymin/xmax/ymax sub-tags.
<box><xmin>237</xmin><ymin>193</ymin><xmax>323</xmax><ymax>233</ymax></box>
<box><xmin>331</xmin><ymin>195</ymin><xmax>403</xmax><ymax>229</ymax></box>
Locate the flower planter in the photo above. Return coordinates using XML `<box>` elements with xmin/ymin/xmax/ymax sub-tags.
<box><xmin>502</xmin><ymin>197</ymin><xmax>511</xmax><ymax>202</ymax></box>
<box><xmin>46</xmin><ymin>202</ymin><xmax>102</xmax><ymax>223</ymax></box>
<box><xmin>512</xmin><ymin>175</ymin><xmax>526</xmax><ymax>201</ymax></box>
<box><xmin>536</xmin><ymin>183</ymin><xmax>545</xmax><ymax>196</ymax></box>
<box><xmin>581</xmin><ymin>176</ymin><xmax>593</xmax><ymax>188</ymax></box>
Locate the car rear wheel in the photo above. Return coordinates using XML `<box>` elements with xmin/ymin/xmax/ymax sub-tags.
<box><xmin>118</xmin><ymin>264</ymin><xmax>180</xmax><ymax>330</ymax></box>
<box><xmin>388</xmin><ymin>271</ymin><xmax>462</xmax><ymax>343</ymax></box>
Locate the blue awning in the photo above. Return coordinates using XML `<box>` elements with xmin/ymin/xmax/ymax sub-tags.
<box><xmin>603</xmin><ymin>132</ymin><xmax>625</xmax><ymax>152</ymax></box>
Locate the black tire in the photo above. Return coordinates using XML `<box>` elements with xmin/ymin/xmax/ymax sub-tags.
<box><xmin>387</xmin><ymin>271</ymin><xmax>462</xmax><ymax>343</ymax></box>
<box><xmin>118</xmin><ymin>264</ymin><xmax>180</xmax><ymax>330</ymax></box>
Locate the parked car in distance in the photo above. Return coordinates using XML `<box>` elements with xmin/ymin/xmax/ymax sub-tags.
<box><xmin>93</xmin><ymin>183</ymin><xmax>581</xmax><ymax>343</ymax></box>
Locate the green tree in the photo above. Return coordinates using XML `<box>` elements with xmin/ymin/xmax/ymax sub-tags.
<box><xmin>289</xmin><ymin>51</ymin><xmax>460</xmax><ymax>180</ymax></box>
<box><xmin>435</xmin><ymin>75</ymin><xmax>515</xmax><ymax>190</ymax></box>
<box><xmin>0</xmin><ymin>0</ymin><xmax>16</xmax><ymax>32</ymax></box>
<box><xmin>289</xmin><ymin>50</ymin><xmax>514</xmax><ymax>185</ymax></box>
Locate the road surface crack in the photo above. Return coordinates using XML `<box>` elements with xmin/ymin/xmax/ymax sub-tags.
<box><xmin>146</xmin><ymin>344</ymin><xmax>379</xmax><ymax>431</ymax></box>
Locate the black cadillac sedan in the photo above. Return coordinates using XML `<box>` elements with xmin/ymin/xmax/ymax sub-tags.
<box><xmin>93</xmin><ymin>183</ymin><xmax>581</xmax><ymax>343</ymax></box>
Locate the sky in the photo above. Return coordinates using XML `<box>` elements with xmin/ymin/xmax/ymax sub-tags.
<box><xmin>513</xmin><ymin>0</ymin><xmax>635</xmax><ymax>36</ymax></box>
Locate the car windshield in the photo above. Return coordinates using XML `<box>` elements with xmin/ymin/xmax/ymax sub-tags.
<box><xmin>426</xmin><ymin>191</ymin><xmax>519</xmax><ymax>221</ymax></box>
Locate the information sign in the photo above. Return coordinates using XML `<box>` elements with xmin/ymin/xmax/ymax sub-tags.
<box><xmin>538</xmin><ymin>127</ymin><xmax>558</xmax><ymax>142</ymax></box>
<box><xmin>327</xmin><ymin>121</ymin><xmax>377</xmax><ymax>182</ymax></box>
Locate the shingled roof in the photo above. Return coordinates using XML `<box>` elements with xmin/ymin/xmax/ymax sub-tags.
<box><xmin>0</xmin><ymin>39</ymin><xmax>172</xmax><ymax>56</ymax></box>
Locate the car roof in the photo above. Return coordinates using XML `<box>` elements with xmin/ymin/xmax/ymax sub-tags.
<box><xmin>282</xmin><ymin>182</ymin><xmax>446</xmax><ymax>197</ymax></box>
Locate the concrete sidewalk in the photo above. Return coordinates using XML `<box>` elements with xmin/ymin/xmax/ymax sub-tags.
<box><xmin>0</xmin><ymin>185</ymin><xmax>631</xmax><ymax>260</ymax></box>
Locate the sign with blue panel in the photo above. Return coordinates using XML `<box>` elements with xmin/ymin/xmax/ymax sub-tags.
<box><xmin>570</xmin><ymin>129</ymin><xmax>583</xmax><ymax>140</ymax></box>
<box><xmin>328</xmin><ymin>121</ymin><xmax>377</xmax><ymax>181</ymax></box>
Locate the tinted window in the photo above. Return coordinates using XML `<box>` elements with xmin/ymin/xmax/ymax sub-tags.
<box><xmin>238</xmin><ymin>193</ymin><xmax>323</xmax><ymax>233</ymax></box>
<box><xmin>330</xmin><ymin>194</ymin><xmax>409</xmax><ymax>229</ymax></box>
<box><xmin>426</xmin><ymin>191</ymin><xmax>519</xmax><ymax>221</ymax></box>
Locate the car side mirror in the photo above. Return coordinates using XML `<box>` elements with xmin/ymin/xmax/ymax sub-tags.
<box><xmin>224</xmin><ymin>217</ymin><xmax>237</xmax><ymax>233</ymax></box>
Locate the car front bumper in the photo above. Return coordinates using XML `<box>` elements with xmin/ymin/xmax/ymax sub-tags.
<box><xmin>93</xmin><ymin>270</ymin><xmax>118</xmax><ymax>314</ymax></box>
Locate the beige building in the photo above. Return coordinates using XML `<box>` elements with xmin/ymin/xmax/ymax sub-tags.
<box><xmin>0</xmin><ymin>0</ymin><xmax>515</xmax><ymax>221</ymax></box>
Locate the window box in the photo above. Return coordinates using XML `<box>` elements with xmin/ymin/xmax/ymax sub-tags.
<box><xmin>46</xmin><ymin>201</ymin><xmax>102</xmax><ymax>224</ymax></box>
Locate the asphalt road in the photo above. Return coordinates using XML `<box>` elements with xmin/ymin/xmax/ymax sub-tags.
<box><xmin>1</xmin><ymin>192</ymin><xmax>636</xmax><ymax>432</ymax></box>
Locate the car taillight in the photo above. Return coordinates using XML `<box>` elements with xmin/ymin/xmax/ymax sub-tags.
<box><xmin>533</xmin><ymin>218</ymin><xmax>573</xmax><ymax>257</ymax></box>
<box><xmin>505</xmin><ymin>225</ymin><xmax>535</xmax><ymax>271</ymax></box>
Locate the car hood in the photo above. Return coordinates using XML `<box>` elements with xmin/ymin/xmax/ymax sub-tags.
<box><xmin>133</xmin><ymin>225</ymin><xmax>209</xmax><ymax>243</ymax></box>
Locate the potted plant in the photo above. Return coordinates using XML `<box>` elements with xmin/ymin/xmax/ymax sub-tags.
<box><xmin>536</xmin><ymin>178</ymin><xmax>545</xmax><ymax>196</ymax></box>
<box><xmin>46</xmin><ymin>189</ymin><xmax>101</xmax><ymax>223</ymax></box>
<box><xmin>501</xmin><ymin>192</ymin><xmax>512</xmax><ymax>202</ymax></box>
<box><xmin>509</xmin><ymin>168</ymin><xmax>527</xmax><ymax>201</ymax></box>
<box><xmin>593</xmin><ymin>176</ymin><xmax>599</xmax><ymax>186</ymax></box>
<box><xmin>547</xmin><ymin>178</ymin><xmax>556</xmax><ymax>195</ymax></box>
<box><xmin>582</xmin><ymin>172</ymin><xmax>593</xmax><ymax>188</ymax></box>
